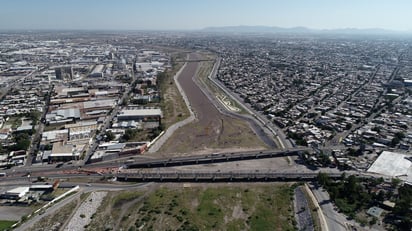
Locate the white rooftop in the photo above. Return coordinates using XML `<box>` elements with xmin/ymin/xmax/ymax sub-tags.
<box><xmin>367</xmin><ymin>151</ymin><xmax>412</xmax><ymax>183</ymax></box>
<box><xmin>83</xmin><ymin>99</ymin><xmax>116</xmax><ymax>109</ymax></box>
<box><xmin>42</xmin><ymin>129</ymin><xmax>68</xmax><ymax>141</ymax></box>
<box><xmin>6</xmin><ymin>186</ymin><xmax>30</xmax><ymax>196</ymax></box>
<box><xmin>118</xmin><ymin>108</ymin><xmax>162</xmax><ymax>117</ymax></box>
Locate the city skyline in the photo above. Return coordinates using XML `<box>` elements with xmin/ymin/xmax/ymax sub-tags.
<box><xmin>1</xmin><ymin>0</ymin><xmax>412</xmax><ymax>31</ymax></box>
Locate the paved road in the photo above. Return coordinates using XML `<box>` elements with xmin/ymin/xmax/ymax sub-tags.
<box><xmin>81</xmin><ymin>69</ymin><xmax>136</xmax><ymax>164</ymax></box>
<box><xmin>308</xmin><ymin>182</ymin><xmax>347</xmax><ymax>231</ymax></box>
<box><xmin>14</xmin><ymin>187</ymin><xmax>82</xmax><ymax>231</ymax></box>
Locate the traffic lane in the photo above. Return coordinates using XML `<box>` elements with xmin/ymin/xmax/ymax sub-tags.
<box><xmin>308</xmin><ymin>183</ymin><xmax>347</xmax><ymax>231</ymax></box>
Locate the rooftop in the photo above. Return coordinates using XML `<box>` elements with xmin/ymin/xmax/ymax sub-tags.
<box><xmin>367</xmin><ymin>151</ymin><xmax>412</xmax><ymax>183</ymax></box>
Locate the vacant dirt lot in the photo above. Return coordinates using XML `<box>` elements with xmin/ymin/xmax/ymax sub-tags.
<box><xmin>85</xmin><ymin>183</ymin><xmax>296</xmax><ymax>231</ymax></box>
<box><xmin>157</xmin><ymin>55</ymin><xmax>266</xmax><ymax>156</ymax></box>
<box><xmin>0</xmin><ymin>206</ymin><xmax>31</xmax><ymax>221</ymax></box>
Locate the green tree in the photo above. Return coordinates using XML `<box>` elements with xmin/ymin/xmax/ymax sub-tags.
<box><xmin>393</xmin><ymin>185</ymin><xmax>412</xmax><ymax>231</ymax></box>
<box><xmin>317</xmin><ymin>172</ymin><xmax>331</xmax><ymax>186</ymax></box>
<box><xmin>13</xmin><ymin>132</ymin><xmax>31</xmax><ymax>150</ymax></box>
<box><xmin>122</xmin><ymin>128</ymin><xmax>137</xmax><ymax>141</ymax></box>
<box><xmin>104</xmin><ymin>130</ymin><xmax>115</xmax><ymax>142</ymax></box>
<box><xmin>391</xmin><ymin>178</ymin><xmax>402</xmax><ymax>188</ymax></box>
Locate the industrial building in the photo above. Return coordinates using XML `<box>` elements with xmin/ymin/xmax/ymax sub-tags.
<box><xmin>45</xmin><ymin>108</ymin><xmax>81</xmax><ymax>124</ymax></box>
<box><xmin>1</xmin><ymin>187</ymin><xmax>30</xmax><ymax>200</ymax></box>
<box><xmin>367</xmin><ymin>151</ymin><xmax>412</xmax><ymax>183</ymax></box>
<box><xmin>55</xmin><ymin>66</ymin><xmax>73</xmax><ymax>81</ymax></box>
<box><xmin>46</xmin><ymin>142</ymin><xmax>80</xmax><ymax>162</ymax></box>
<box><xmin>117</xmin><ymin>108</ymin><xmax>162</xmax><ymax>121</ymax></box>
<box><xmin>89</xmin><ymin>64</ymin><xmax>105</xmax><ymax>77</ymax></box>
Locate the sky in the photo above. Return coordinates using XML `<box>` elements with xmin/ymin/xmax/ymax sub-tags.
<box><xmin>0</xmin><ymin>0</ymin><xmax>411</xmax><ymax>31</ymax></box>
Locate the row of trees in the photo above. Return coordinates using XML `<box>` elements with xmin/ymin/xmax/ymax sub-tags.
<box><xmin>318</xmin><ymin>173</ymin><xmax>412</xmax><ymax>230</ymax></box>
<box><xmin>0</xmin><ymin>112</ymin><xmax>40</xmax><ymax>154</ymax></box>
<box><xmin>318</xmin><ymin>173</ymin><xmax>373</xmax><ymax>219</ymax></box>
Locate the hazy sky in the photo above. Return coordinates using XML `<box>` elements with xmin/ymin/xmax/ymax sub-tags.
<box><xmin>0</xmin><ymin>0</ymin><xmax>411</xmax><ymax>31</ymax></box>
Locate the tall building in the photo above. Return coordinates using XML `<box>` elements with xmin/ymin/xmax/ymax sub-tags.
<box><xmin>55</xmin><ymin>66</ymin><xmax>73</xmax><ymax>80</ymax></box>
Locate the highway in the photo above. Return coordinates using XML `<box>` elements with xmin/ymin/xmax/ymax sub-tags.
<box><xmin>0</xmin><ymin>168</ymin><xmax>346</xmax><ymax>186</ymax></box>
<box><xmin>116</xmin><ymin>171</ymin><xmax>343</xmax><ymax>182</ymax></box>
<box><xmin>127</xmin><ymin>147</ymin><xmax>309</xmax><ymax>168</ymax></box>
<box><xmin>1</xmin><ymin>148</ymin><xmax>309</xmax><ymax>180</ymax></box>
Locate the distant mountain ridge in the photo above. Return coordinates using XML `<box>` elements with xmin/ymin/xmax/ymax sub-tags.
<box><xmin>201</xmin><ymin>25</ymin><xmax>409</xmax><ymax>35</ymax></box>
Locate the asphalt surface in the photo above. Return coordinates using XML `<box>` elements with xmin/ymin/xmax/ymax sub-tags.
<box><xmin>308</xmin><ymin>182</ymin><xmax>348</xmax><ymax>231</ymax></box>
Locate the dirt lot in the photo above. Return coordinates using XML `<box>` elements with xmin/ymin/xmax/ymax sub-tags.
<box><xmin>156</xmin><ymin>55</ymin><xmax>266</xmax><ymax>156</ymax></box>
<box><xmin>0</xmin><ymin>206</ymin><xmax>31</xmax><ymax>221</ymax></box>
<box><xmin>86</xmin><ymin>183</ymin><xmax>296</xmax><ymax>231</ymax></box>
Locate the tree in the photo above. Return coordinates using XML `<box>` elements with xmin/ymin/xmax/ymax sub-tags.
<box><xmin>375</xmin><ymin>190</ymin><xmax>385</xmax><ymax>202</ymax></box>
<box><xmin>344</xmin><ymin>175</ymin><xmax>359</xmax><ymax>196</ymax></box>
<box><xmin>122</xmin><ymin>128</ymin><xmax>137</xmax><ymax>141</ymax></box>
<box><xmin>318</xmin><ymin>152</ymin><xmax>331</xmax><ymax>166</ymax></box>
<box><xmin>104</xmin><ymin>131</ymin><xmax>115</xmax><ymax>142</ymax></box>
<box><xmin>317</xmin><ymin>172</ymin><xmax>331</xmax><ymax>187</ymax></box>
<box><xmin>28</xmin><ymin>110</ymin><xmax>41</xmax><ymax>125</ymax></box>
<box><xmin>393</xmin><ymin>185</ymin><xmax>412</xmax><ymax>231</ymax></box>
<box><xmin>391</xmin><ymin>178</ymin><xmax>402</xmax><ymax>188</ymax></box>
<box><xmin>13</xmin><ymin>132</ymin><xmax>31</xmax><ymax>151</ymax></box>
<box><xmin>391</xmin><ymin>137</ymin><xmax>400</xmax><ymax>147</ymax></box>
<box><xmin>395</xmin><ymin>132</ymin><xmax>405</xmax><ymax>140</ymax></box>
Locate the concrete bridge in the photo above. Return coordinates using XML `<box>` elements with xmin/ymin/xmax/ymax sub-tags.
<box><xmin>175</xmin><ymin>59</ymin><xmax>215</xmax><ymax>63</ymax></box>
<box><xmin>117</xmin><ymin>171</ymin><xmax>342</xmax><ymax>182</ymax></box>
<box><xmin>126</xmin><ymin>147</ymin><xmax>311</xmax><ymax>169</ymax></box>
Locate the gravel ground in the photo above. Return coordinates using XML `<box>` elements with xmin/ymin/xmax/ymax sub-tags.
<box><xmin>64</xmin><ymin>191</ymin><xmax>107</xmax><ymax>231</ymax></box>
<box><xmin>294</xmin><ymin>186</ymin><xmax>315</xmax><ymax>231</ymax></box>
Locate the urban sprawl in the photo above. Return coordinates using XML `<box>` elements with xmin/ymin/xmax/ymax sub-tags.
<box><xmin>0</xmin><ymin>31</ymin><xmax>411</xmax><ymax>230</ymax></box>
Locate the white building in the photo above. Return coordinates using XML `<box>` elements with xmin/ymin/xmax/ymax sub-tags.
<box><xmin>2</xmin><ymin>187</ymin><xmax>30</xmax><ymax>200</ymax></box>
